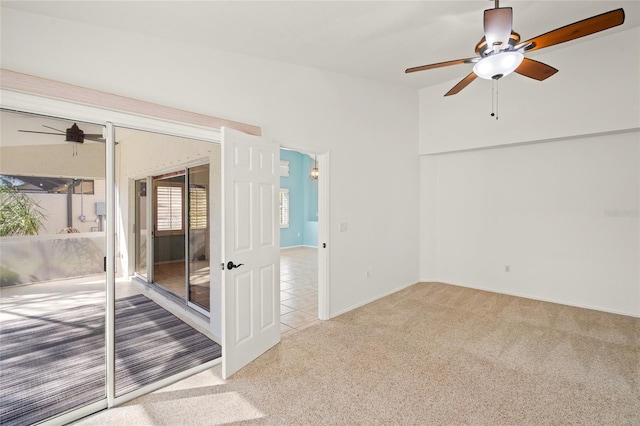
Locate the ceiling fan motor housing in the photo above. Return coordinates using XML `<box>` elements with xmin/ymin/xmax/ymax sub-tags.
<box><xmin>65</xmin><ymin>123</ymin><xmax>85</xmax><ymax>143</ymax></box>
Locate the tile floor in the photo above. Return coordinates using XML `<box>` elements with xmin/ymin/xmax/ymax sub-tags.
<box><xmin>280</xmin><ymin>247</ymin><xmax>320</xmax><ymax>335</ymax></box>
<box><xmin>152</xmin><ymin>260</ymin><xmax>211</xmax><ymax>310</ymax></box>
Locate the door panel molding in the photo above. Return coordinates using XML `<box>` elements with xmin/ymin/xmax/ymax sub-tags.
<box><xmin>222</xmin><ymin>127</ymin><xmax>280</xmax><ymax>379</ymax></box>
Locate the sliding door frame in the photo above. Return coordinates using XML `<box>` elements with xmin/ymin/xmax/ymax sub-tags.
<box><xmin>1</xmin><ymin>86</ymin><xmax>230</xmax><ymax>424</ymax></box>
<box><xmin>133</xmin><ymin>176</ymin><xmax>153</xmax><ymax>283</ymax></box>
<box><xmin>131</xmin><ymin>159</ymin><xmax>212</xmax><ymax>318</ymax></box>
<box><xmin>185</xmin><ymin>160</ymin><xmax>212</xmax><ymax>316</ymax></box>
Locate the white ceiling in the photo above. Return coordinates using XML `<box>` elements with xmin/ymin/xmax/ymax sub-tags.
<box><xmin>2</xmin><ymin>1</ymin><xmax>639</xmax><ymax>89</ymax></box>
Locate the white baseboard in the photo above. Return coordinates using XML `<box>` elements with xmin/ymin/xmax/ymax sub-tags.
<box><xmin>280</xmin><ymin>245</ymin><xmax>303</xmax><ymax>249</ymax></box>
<box><xmin>280</xmin><ymin>244</ymin><xmax>317</xmax><ymax>249</ymax></box>
<box><xmin>328</xmin><ymin>281</ymin><xmax>418</xmax><ymax>319</ymax></box>
<box><xmin>432</xmin><ymin>281</ymin><xmax>640</xmax><ymax>319</ymax></box>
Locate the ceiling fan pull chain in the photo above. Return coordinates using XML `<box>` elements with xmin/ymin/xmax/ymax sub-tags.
<box><xmin>490</xmin><ymin>79</ymin><xmax>498</xmax><ymax>119</ymax></box>
<box><xmin>495</xmin><ymin>79</ymin><xmax>499</xmax><ymax>120</ymax></box>
<box><xmin>490</xmin><ymin>79</ymin><xmax>499</xmax><ymax>120</ymax></box>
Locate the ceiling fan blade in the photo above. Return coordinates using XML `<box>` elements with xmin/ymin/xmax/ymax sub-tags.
<box><xmin>405</xmin><ymin>57</ymin><xmax>478</xmax><ymax>74</ymax></box>
<box><xmin>18</xmin><ymin>130</ymin><xmax>64</xmax><ymax>135</ymax></box>
<box><xmin>484</xmin><ymin>7</ymin><xmax>513</xmax><ymax>50</ymax></box>
<box><xmin>42</xmin><ymin>125</ymin><xmax>65</xmax><ymax>133</ymax></box>
<box><xmin>515</xmin><ymin>58</ymin><xmax>558</xmax><ymax>81</ymax></box>
<box><xmin>444</xmin><ymin>73</ymin><xmax>477</xmax><ymax>97</ymax></box>
<box><xmin>515</xmin><ymin>8</ymin><xmax>625</xmax><ymax>52</ymax></box>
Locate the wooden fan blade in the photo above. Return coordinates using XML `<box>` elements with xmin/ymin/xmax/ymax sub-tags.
<box><xmin>515</xmin><ymin>8</ymin><xmax>625</xmax><ymax>52</ymax></box>
<box><xmin>515</xmin><ymin>58</ymin><xmax>558</xmax><ymax>81</ymax></box>
<box><xmin>406</xmin><ymin>57</ymin><xmax>478</xmax><ymax>74</ymax></box>
<box><xmin>444</xmin><ymin>73</ymin><xmax>477</xmax><ymax>97</ymax></box>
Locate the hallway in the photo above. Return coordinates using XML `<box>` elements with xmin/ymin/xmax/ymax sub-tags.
<box><xmin>279</xmin><ymin>247</ymin><xmax>319</xmax><ymax>335</ymax></box>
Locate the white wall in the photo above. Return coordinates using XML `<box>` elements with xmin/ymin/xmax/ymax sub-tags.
<box><xmin>422</xmin><ymin>133</ymin><xmax>639</xmax><ymax>316</ymax></box>
<box><xmin>1</xmin><ymin>7</ymin><xmax>420</xmax><ymax>317</ymax></box>
<box><xmin>418</xmin><ymin>26</ymin><xmax>640</xmax><ymax>316</ymax></box>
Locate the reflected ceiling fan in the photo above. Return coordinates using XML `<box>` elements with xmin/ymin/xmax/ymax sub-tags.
<box><xmin>18</xmin><ymin>122</ymin><xmax>104</xmax><ymax>143</ymax></box>
<box><xmin>406</xmin><ymin>1</ymin><xmax>625</xmax><ymax>96</ymax></box>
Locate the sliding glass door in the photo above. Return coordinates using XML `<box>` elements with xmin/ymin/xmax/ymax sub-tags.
<box><xmin>133</xmin><ymin>164</ymin><xmax>211</xmax><ymax>315</ymax></box>
<box><xmin>0</xmin><ymin>92</ymin><xmax>222</xmax><ymax>425</ymax></box>
<box><xmin>0</xmin><ymin>110</ymin><xmax>107</xmax><ymax>425</ymax></box>
<box><xmin>188</xmin><ymin>164</ymin><xmax>210</xmax><ymax>312</ymax></box>
<box><xmin>153</xmin><ymin>171</ymin><xmax>187</xmax><ymax>299</ymax></box>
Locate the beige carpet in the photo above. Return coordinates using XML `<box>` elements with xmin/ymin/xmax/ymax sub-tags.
<box><xmin>77</xmin><ymin>282</ymin><xmax>639</xmax><ymax>425</ymax></box>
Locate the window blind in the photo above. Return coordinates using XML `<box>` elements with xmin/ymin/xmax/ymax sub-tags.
<box><xmin>189</xmin><ymin>186</ymin><xmax>207</xmax><ymax>230</ymax></box>
<box><xmin>280</xmin><ymin>189</ymin><xmax>289</xmax><ymax>227</ymax></box>
<box><xmin>156</xmin><ymin>185</ymin><xmax>183</xmax><ymax>231</ymax></box>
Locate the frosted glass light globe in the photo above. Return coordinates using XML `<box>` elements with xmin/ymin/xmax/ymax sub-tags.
<box><xmin>473</xmin><ymin>51</ymin><xmax>524</xmax><ymax>80</ymax></box>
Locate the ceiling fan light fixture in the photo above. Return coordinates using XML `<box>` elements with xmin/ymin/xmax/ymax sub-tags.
<box><xmin>484</xmin><ymin>7</ymin><xmax>513</xmax><ymax>49</ymax></box>
<box><xmin>473</xmin><ymin>51</ymin><xmax>523</xmax><ymax>80</ymax></box>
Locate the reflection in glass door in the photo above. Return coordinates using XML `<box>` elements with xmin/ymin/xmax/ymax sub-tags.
<box><xmin>188</xmin><ymin>164</ymin><xmax>210</xmax><ymax>312</ymax></box>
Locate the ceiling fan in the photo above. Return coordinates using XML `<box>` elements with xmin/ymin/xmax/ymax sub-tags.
<box><xmin>18</xmin><ymin>122</ymin><xmax>105</xmax><ymax>143</ymax></box>
<box><xmin>406</xmin><ymin>1</ymin><xmax>625</xmax><ymax>96</ymax></box>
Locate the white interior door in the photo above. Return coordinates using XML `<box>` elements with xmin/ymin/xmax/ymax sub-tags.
<box><xmin>221</xmin><ymin>127</ymin><xmax>280</xmax><ymax>379</ymax></box>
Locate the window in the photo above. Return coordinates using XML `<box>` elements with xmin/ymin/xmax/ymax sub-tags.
<box><xmin>189</xmin><ymin>186</ymin><xmax>207</xmax><ymax>230</ymax></box>
<box><xmin>0</xmin><ymin>174</ymin><xmax>95</xmax><ymax>194</ymax></box>
<box><xmin>279</xmin><ymin>189</ymin><xmax>289</xmax><ymax>228</ymax></box>
<box><xmin>156</xmin><ymin>183</ymin><xmax>183</xmax><ymax>233</ymax></box>
<box><xmin>279</xmin><ymin>160</ymin><xmax>290</xmax><ymax>177</ymax></box>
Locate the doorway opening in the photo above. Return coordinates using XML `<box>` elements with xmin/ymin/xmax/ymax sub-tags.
<box><xmin>123</xmin><ymin>127</ymin><xmax>222</xmax><ymax>331</ymax></box>
<box><xmin>278</xmin><ymin>148</ymin><xmax>324</xmax><ymax>334</ymax></box>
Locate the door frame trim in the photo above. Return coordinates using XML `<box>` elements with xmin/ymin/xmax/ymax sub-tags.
<box><xmin>317</xmin><ymin>152</ymin><xmax>331</xmax><ymax>320</ymax></box>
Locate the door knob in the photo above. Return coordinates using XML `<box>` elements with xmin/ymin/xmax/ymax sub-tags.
<box><xmin>227</xmin><ymin>261</ymin><xmax>244</xmax><ymax>270</ymax></box>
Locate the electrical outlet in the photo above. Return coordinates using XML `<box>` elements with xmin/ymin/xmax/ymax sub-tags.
<box><xmin>505</xmin><ymin>265</ymin><xmax>510</xmax><ymax>272</ymax></box>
